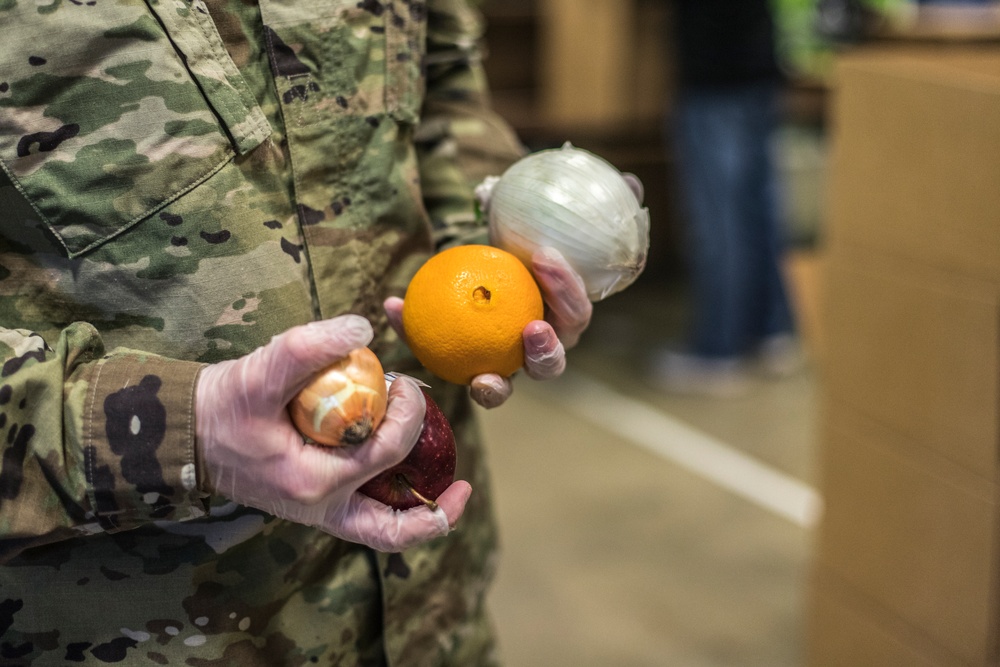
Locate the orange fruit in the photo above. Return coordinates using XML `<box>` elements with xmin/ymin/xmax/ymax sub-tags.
<box><xmin>402</xmin><ymin>244</ymin><xmax>545</xmax><ymax>385</ymax></box>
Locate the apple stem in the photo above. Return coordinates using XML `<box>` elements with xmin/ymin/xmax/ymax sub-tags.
<box><xmin>395</xmin><ymin>474</ymin><xmax>439</xmax><ymax>511</ymax></box>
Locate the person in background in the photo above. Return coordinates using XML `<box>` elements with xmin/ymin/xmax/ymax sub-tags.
<box><xmin>652</xmin><ymin>0</ymin><xmax>802</xmax><ymax>397</ymax></box>
<box><xmin>0</xmin><ymin>0</ymin><xmax>594</xmax><ymax>663</ymax></box>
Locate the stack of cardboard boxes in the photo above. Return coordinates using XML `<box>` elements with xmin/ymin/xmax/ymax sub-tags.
<box><xmin>482</xmin><ymin>0</ymin><xmax>670</xmax><ymax>136</ymax></box>
<box><xmin>809</xmin><ymin>44</ymin><xmax>1000</xmax><ymax>665</ymax></box>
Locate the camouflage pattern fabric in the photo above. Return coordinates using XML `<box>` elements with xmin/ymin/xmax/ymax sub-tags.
<box><xmin>0</xmin><ymin>0</ymin><xmax>524</xmax><ymax>663</ymax></box>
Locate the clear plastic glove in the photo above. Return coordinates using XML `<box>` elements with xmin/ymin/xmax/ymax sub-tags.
<box><xmin>195</xmin><ymin>315</ymin><xmax>472</xmax><ymax>552</ymax></box>
<box><xmin>384</xmin><ymin>246</ymin><xmax>592</xmax><ymax>409</ymax></box>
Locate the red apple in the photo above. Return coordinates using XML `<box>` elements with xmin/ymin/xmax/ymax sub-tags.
<box><xmin>358</xmin><ymin>388</ymin><xmax>456</xmax><ymax>511</ymax></box>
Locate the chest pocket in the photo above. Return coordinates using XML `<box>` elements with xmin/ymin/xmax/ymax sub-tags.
<box><xmin>261</xmin><ymin>0</ymin><xmax>426</xmax><ymax>133</ymax></box>
<box><xmin>0</xmin><ymin>0</ymin><xmax>270</xmax><ymax>258</ymax></box>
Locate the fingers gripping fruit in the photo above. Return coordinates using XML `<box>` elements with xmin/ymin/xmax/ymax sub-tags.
<box><xmin>287</xmin><ymin>345</ymin><xmax>457</xmax><ymax>512</ymax></box>
<box><xmin>358</xmin><ymin>388</ymin><xmax>457</xmax><ymax>511</ymax></box>
<box><xmin>476</xmin><ymin>143</ymin><xmax>650</xmax><ymax>302</ymax></box>
<box><xmin>402</xmin><ymin>245</ymin><xmax>545</xmax><ymax>385</ymax></box>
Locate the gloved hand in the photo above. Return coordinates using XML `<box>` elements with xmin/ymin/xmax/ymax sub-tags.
<box><xmin>195</xmin><ymin>315</ymin><xmax>472</xmax><ymax>552</ymax></box>
<box><xmin>385</xmin><ymin>246</ymin><xmax>592</xmax><ymax>409</ymax></box>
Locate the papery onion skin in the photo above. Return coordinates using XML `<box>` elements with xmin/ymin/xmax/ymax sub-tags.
<box><xmin>478</xmin><ymin>143</ymin><xmax>651</xmax><ymax>302</ymax></box>
<box><xmin>289</xmin><ymin>347</ymin><xmax>389</xmax><ymax>447</ymax></box>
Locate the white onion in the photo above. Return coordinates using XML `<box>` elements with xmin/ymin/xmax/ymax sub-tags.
<box><xmin>476</xmin><ymin>142</ymin><xmax>650</xmax><ymax>301</ymax></box>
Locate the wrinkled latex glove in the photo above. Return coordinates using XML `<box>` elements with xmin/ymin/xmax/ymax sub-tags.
<box><xmin>385</xmin><ymin>246</ymin><xmax>592</xmax><ymax>409</ymax></box>
<box><xmin>195</xmin><ymin>315</ymin><xmax>472</xmax><ymax>552</ymax></box>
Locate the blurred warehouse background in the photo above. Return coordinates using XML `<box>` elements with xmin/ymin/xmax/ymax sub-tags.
<box><xmin>473</xmin><ymin>1</ymin><xmax>1000</xmax><ymax>665</ymax></box>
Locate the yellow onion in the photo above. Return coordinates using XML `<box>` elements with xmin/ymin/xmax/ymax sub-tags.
<box><xmin>289</xmin><ymin>347</ymin><xmax>388</xmax><ymax>446</ymax></box>
<box><xmin>476</xmin><ymin>142</ymin><xmax>650</xmax><ymax>301</ymax></box>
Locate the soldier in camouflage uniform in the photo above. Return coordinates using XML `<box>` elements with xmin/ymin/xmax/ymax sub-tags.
<box><xmin>0</xmin><ymin>0</ymin><xmax>594</xmax><ymax>663</ymax></box>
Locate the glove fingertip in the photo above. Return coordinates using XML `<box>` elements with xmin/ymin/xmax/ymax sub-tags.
<box><xmin>438</xmin><ymin>480</ymin><xmax>472</xmax><ymax>530</ymax></box>
<box><xmin>470</xmin><ymin>375</ymin><xmax>511</xmax><ymax>409</ymax></box>
<box><xmin>383</xmin><ymin>297</ymin><xmax>406</xmax><ymax>341</ymax></box>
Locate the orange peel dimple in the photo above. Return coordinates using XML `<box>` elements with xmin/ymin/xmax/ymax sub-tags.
<box><xmin>402</xmin><ymin>245</ymin><xmax>544</xmax><ymax>385</ymax></box>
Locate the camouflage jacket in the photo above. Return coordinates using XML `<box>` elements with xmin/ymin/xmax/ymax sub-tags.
<box><xmin>0</xmin><ymin>0</ymin><xmax>523</xmax><ymax>663</ymax></box>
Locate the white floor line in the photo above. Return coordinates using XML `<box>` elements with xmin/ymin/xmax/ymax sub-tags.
<box><xmin>545</xmin><ymin>370</ymin><xmax>824</xmax><ymax>529</ymax></box>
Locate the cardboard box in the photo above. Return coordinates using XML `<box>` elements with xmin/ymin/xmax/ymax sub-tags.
<box><xmin>816</xmin><ymin>403</ymin><xmax>1000</xmax><ymax>664</ymax></box>
<box><xmin>823</xmin><ymin>253</ymin><xmax>1000</xmax><ymax>479</ymax></box>
<box><xmin>807</xmin><ymin>566</ymin><xmax>970</xmax><ymax>667</ymax></box>
<box><xmin>826</xmin><ymin>46</ymin><xmax>1000</xmax><ymax>281</ymax></box>
<box><xmin>537</xmin><ymin>0</ymin><xmax>668</xmax><ymax>131</ymax></box>
<box><xmin>811</xmin><ymin>43</ymin><xmax>1000</xmax><ymax>666</ymax></box>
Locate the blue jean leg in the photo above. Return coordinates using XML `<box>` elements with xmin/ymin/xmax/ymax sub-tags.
<box><xmin>672</xmin><ymin>83</ymin><xmax>795</xmax><ymax>359</ymax></box>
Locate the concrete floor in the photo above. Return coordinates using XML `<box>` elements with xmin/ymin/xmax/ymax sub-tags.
<box><xmin>478</xmin><ymin>263</ymin><xmax>821</xmax><ymax>666</ymax></box>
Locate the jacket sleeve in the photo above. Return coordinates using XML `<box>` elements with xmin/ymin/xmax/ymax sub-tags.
<box><xmin>417</xmin><ymin>0</ymin><xmax>527</xmax><ymax>250</ymax></box>
<box><xmin>0</xmin><ymin>324</ymin><xmax>208</xmax><ymax>563</ymax></box>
